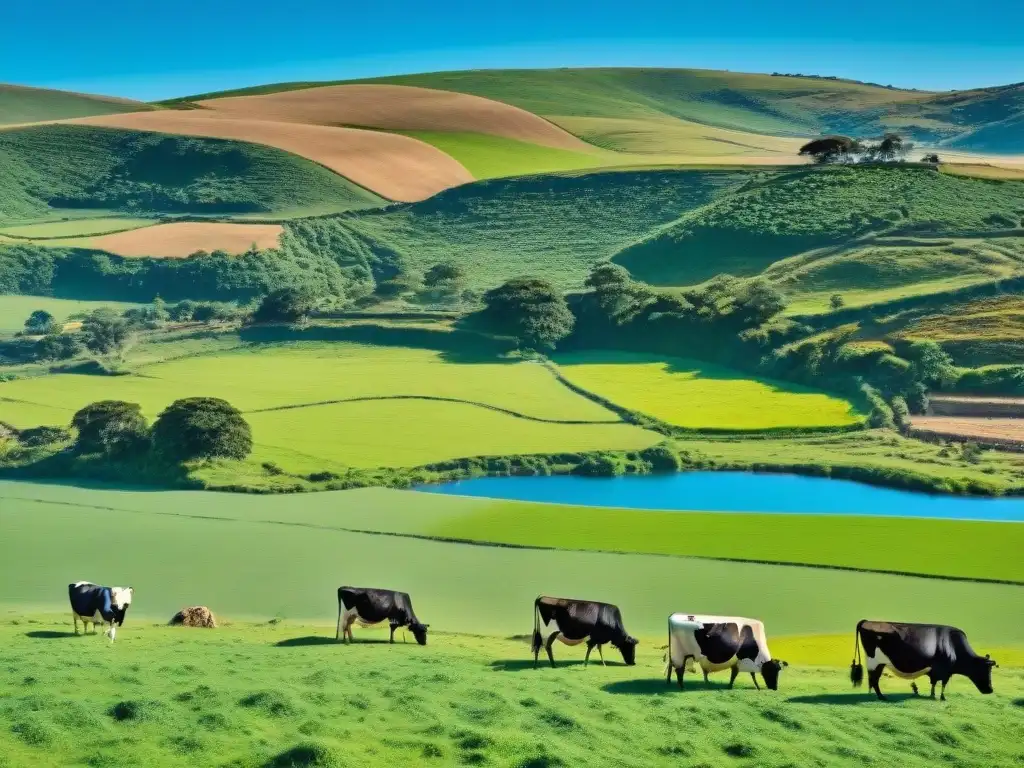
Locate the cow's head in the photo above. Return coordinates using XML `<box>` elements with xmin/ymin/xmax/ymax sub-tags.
<box><xmin>760</xmin><ymin>659</ymin><xmax>788</xmax><ymax>691</ymax></box>
<box><xmin>409</xmin><ymin>622</ymin><xmax>429</xmax><ymax>646</ymax></box>
<box><xmin>968</xmin><ymin>654</ymin><xmax>996</xmax><ymax>694</ymax></box>
<box><xmin>615</xmin><ymin>635</ymin><xmax>639</xmax><ymax>666</ymax></box>
<box><xmin>110</xmin><ymin>587</ymin><xmax>133</xmax><ymax>625</ymax></box>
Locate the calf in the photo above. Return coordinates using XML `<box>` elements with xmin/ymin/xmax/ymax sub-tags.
<box><xmin>531</xmin><ymin>596</ymin><xmax>638</xmax><ymax>667</ymax></box>
<box><xmin>851</xmin><ymin>620</ymin><xmax>996</xmax><ymax>700</ymax></box>
<box><xmin>69</xmin><ymin>582</ymin><xmax>133</xmax><ymax>642</ymax></box>
<box><xmin>666</xmin><ymin>613</ymin><xmax>787</xmax><ymax>690</ymax></box>
<box><xmin>336</xmin><ymin>587</ymin><xmax>429</xmax><ymax>645</ymax></box>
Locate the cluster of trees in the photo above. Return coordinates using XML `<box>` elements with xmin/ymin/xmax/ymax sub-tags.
<box><xmin>374</xmin><ymin>260</ymin><xmax>473</xmax><ymax>306</ymax></box>
<box><xmin>798</xmin><ymin>133</ymin><xmax>938</xmax><ymax>165</ymax></box>
<box><xmin>70</xmin><ymin>397</ymin><xmax>252</xmax><ymax>463</ymax></box>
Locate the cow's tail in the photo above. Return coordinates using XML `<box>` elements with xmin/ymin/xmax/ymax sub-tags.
<box><xmin>530</xmin><ymin>598</ymin><xmax>543</xmax><ymax>660</ymax></box>
<box><xmin>850</xmin><ymin>620</ymin><xmax>865</xmax><ymax>687</ymax></box>
<box><xmin>335</xmin><ymin>590</ymin><xmax>343</xmax><ymax>641</ymax></box>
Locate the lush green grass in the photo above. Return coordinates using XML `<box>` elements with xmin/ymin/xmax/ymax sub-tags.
<box><xmin>0</xmin><ymin>124</ymin><xmax>384</xmax><ymax>224</ymax></box>
<box><xmin>2</xmin><ymin>620</ymin><xmax>1022</xmax><ymax>768</ymax></box>
<box><xmin>0</xmin><ymin>295</ymin><xmax>143</xmax><ymax>334</ymax></box>
<box><xmin>771</xmin><ymin>237</ymin><xmax>1024</xmax><ymax>315</ymax></box>
<box><xmin>3</xmin><ymin>480</ymin><xmax>1024</xmax><ymax>641</ymax></box>
<box><xmin>0</xmin><ymin>84</ymin><xmax>150</xmax><ymax>125</ymax></box>
<box><xmin>0</xmin><ymin>217</ymin><xmax>156</xmax><ymax>239</ymax></box>
<box><xmin>0</xmin><ymin>341</ymin><xmax>661</xmax><ymax>469</ymax></box>
<box><xmin>555</xmin><ymin>351</ymin><xmax>862</xmax><ymax>429</ymax></box>
<box><xmin>616</xmin><ymin>166</ymin><xmax>1024</xmax><ymax>286</ymax></box>
<box><xmin>285</xmin><ymin>168</ymin><xmax>748</xmax><ymax>291</ymax></box>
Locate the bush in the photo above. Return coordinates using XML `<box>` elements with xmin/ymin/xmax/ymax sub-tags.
<box><xmin>890</xmin><ymin>395</ymin><xmax>911</xmax><ymax>431</ymax></box>
<box><xmin>17</xmin><ymin>425</ymin><xmax>72</xmax><ymax>447</ymax></box>
<box><xmin>478</xmin><ymin>277</ymin><xmax>574</xmax><ymax>351</ymax></box>
<box><xmin>71</xmin><ymin>401</ymin><xmax>149</xmax><ymax>456</ymax></box>
<box><xmin>80</xmin><ymin>309</ymin><xmax>133</xmax><ymax>357</ymax></box>
<box><xmin>35</xmin><ymin>332</ymin><xmax>82</xmax><ymax>361</ymax></box>
<box><xmin>639</xmin><ymin>444</ymin><xmax>681</xmax><ymax>472</ymax></box>
<box><xmin>253</xmin><ymin>287</ymin><xmax>317</xmax><ymax>323</ymax></box>
<box><xmin>152</xmin><ymin>397</ymin><xmax>252</xmax><ymax>462</ymax></box>
<box><xmin>24</xmin><ymin>309</ymin><xmax>57</xmax><ymax>335</ymax></box>
<box><xmin>572</xmin><ymin>455</ymin><xmax>622</xmax><ymax>477</ymax></box>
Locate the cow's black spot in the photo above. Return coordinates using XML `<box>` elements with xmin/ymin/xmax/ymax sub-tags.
<box><xmin>262</xmin><ymin>741</ymin><xmax>343</xmax><ymax>768</ymax></box>
<box><xmin>723</xmin><ymin>742</ymin><xmax>757</xmax><ymax>758</ymax></box>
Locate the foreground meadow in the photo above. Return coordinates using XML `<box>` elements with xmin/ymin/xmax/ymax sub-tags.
<box><xmin>0</xmin><ymin>620</ymin><xmax>1022</xmax><ymax>768</ymax></box>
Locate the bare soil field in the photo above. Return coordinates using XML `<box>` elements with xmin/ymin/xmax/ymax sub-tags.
<box><xmin>910</xmin><ymin>416</ymin><xmax>1024</xmax><ymax>450</ymax></box>
<box><xmin>57</xmin><ymin>221</ymin><xmax>283</xmax><ymax>258</ymax></box>
<box><xmin>68</xmin><ymin>111</ymin><xmax>472</xmax><ymax>201</ymax></box>
<box><xmin>930</xmin><ymin>395</ymin><xmax>1024</xmax><ymax>418</ymax></box>
<box><xmin>196</xmin><ymin>83</ymin><xmax>592</xmax><ymax>150</ymax></box>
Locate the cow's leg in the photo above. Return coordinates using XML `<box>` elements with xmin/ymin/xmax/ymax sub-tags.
<box><xmin>335</xmin><ymin>610</ymin><xmax>343</xmax><ymax>641</ymax></box>
<box><xmin>584</xmin><ymin>641</ymin><xmax>594</xmax><ymax>667</ymax></box>
<box><xmin>929</xmin><ymin>678</ymin><xmax>938</xmax><ymax>699</ymax></box>
<box><xmin>750</xmin><ymin>672</ymin><xmax>760</xmax><ymax>691</ymax></box>
<box><xmin>107</xmin><ymin>622</ymin><xmax>116</xmax><ymax>642</ymax></box>
<box><xmin>598</xmin><ymin>644</ymin><xmax>605</xmax><ymax>666</ymax></box>
<box><xmin>702</xmin><ymin>668</ymin><xmax>710</xmax><ymax>685</ymax></box>
<box><xmin>911</xmin><ymin>682</ymin><xmax>919</xmax><ymax>696</ymax></box>
<box><xmin>939</xmin><ymin>678</ymin><xmax>948</xmax><ymax>702</ymax></box>
<box><xmin>545</xmin><ymin>631</ymin><xmax>559</xmax><ymax>668</ymax></box>
<box><xmin>389</xmin><ymin>623</ymin><xmax>397</xmax><ymax>644</ymax></box>
<box><xmin>868</xmin><ymin>665</ymin><xmax>887</xmax><ymax>701</ymax></box>
<box><xmin>666</xmin><ymin>661</ymin><xmax>673</xmax><ymax>685</ymax></box>
<box><xmin>728</xmin><ymin>666</ymin><xmax>739</xmax><ymax>689</ymax></box>
<box><xmin>675</xmin><ymin>665</ymin><xmax>685</xmax><ymax>690</ymax></box>
<box><xmin>73</xmin><ymin>614</ymin><xmax>79</xmax><ymax>635</ymax></box>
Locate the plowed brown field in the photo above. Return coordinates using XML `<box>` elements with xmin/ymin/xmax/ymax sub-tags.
<box><xmin>196</xmin><ymin>84</ymin><xmax>592</xmax><ymax>151</ymax></box>
<box><xmin>68</xmin><ymin>111</ymin><xmax>472</xmax><ymax>201</ymax></box>
<box><xmin>62</xmin><ymin>222</ymin><xmax>283</xmax><ymax>258</ymax></box>
<box><xmin>910</xmin><ymin>416</ymin><xmax>1024</xmax><ymax>445</ymax></box>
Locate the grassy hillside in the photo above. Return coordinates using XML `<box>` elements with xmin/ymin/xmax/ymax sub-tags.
<box><xmin>286</xmin><ymin>168</ymin><xmax>748</xmax><ymax>290</ymax></box>
<box><xmin>0</xmin><ymin>295</ymin><xmax>142</xmax><ymax>333</ymax></box>
<box><xmin>2</xmin><ymin>621</ymin><xmax>1022</xmax><ymax>768</ymax></box>
<box><xmin>0</xmin><ymin>124</ymin><xmax>384</xmax><ymax>224</ymax></box>
<box><xmin>0</xmin><ymin>83</ymin><xmax>151</xmax><ymax>125</ymax></box>
<box><xmin>616</xmin><ymin>166</ymin><xmax>1024</xmax><ymax>285</ymax></box>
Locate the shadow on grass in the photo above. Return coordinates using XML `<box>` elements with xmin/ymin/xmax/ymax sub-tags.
<box><xmin>489</xmin><ymin>659</ymin><xmax>630</xmax><ymax>672</ymax></box>
<box><xmin>787</xmin><ymin>693</ymin><xmax>916</xmax><ymax>705</ymax></box>
<box><xmin>25</xmin><ymin>631</ymin><xmax>79</xmax><ymax>639</ymax></box>
<box><xmin>274</xmin><ymin>635</ymin><xmax>395</xmax><ymax>647</ymax></box>
<box><xmin>603</xmin><ymin>678</ymin><xmax>735</xmax><ymax>695</ymax></box>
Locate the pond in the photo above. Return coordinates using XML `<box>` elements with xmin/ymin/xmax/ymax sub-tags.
<box><xmin>416</xmin><ymin>471</ymin><xmax>1024</xmax><ymax>522</ymax></box>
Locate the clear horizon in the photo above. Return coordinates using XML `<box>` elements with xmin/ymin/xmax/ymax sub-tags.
<box><xmin>5</xmin><ymin>0</ymin><xmax>1022</xmax><ymax>101</ymax></box>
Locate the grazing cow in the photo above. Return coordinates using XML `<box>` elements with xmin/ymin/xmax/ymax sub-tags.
<box><xmin>531</xmin><ymin>596</ymin><xmax>638</xmax><ymax>667</ymax></box>
<box><xmin>665</xmin><ymin>613</ymin><xmax>787</xmax><ymax>690</ymax></box>
<box><xmin>69</xmin><ymin>582</ymin><xmax>133</xmax><ymax>642</ymax></box>
<box><xmin>851</xmin><ymin>620</ymin><xmax>997</xmax><ymax>701</ymax></box>
<box><xmin>336</xmin><ymin>587</ymin><xmax>429</xmax><ymax>645</ymax></box>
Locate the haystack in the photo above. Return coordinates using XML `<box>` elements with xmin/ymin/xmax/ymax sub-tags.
<box><xmin>169</xmin><ymin>606</ymin><xmax>217</xmax><ymax>628</ymax></box>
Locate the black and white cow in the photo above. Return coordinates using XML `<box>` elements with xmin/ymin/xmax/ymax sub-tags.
<box><xmin>851</xmin><ymin>620</ymin><xmax>997</xmax><ymax>701</ymax></box>
<box><xmin>665</xmin><ymin>614</ymin><xmax>787</xmax><ymax>690</ymax></box>
<box><xmin>531</xmin><ymin>596</ymin><xmax>638</xmax><ymax>667</ymax></box>
<box><xmin>69</xmin><ymin>582</ymin><xmax>133</xmax><ymax>642</ymax></box>
<box><xmin>336</xmin><ymin>587</ymin><xmax>429</xmax><ymax>645</ymax></box>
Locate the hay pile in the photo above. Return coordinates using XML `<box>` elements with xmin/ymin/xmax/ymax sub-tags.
<box><xmin>169</xmin><ymin>606</ymin><xmax>217</xmax><ymax>628</ymax></box>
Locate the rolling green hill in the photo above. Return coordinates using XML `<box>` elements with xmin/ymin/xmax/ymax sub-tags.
<box><xmin>616</xmin><ymin>166</ymin><xmax>1024</xmax><ymax>286</ymax></box>
<box><xmin>284</xmin><ymin>168</ymin><xmax>749</xmax><ymax>290</ymax></box>
<box><xmin>171</xmin><ymin>68</ymin><xmax>1024</xmax><ymax>154</ymax></box>
<box><xmin>0</xmin><ymin>83</ymin><xmax>151</xmax><ymax>125</ymax></box>
<box><xmin>0</xmin><ymin>124</ymin><xmax>385</xmax><ymax>224</ymax></box>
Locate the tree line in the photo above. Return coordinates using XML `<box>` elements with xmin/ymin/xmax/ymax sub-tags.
<box><xmin>798</xmin><ymin>133</ymin><xmax>940</xmax><ymax>165</ymax></box>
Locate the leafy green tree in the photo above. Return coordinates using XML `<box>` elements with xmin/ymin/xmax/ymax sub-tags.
<box><xmin>24</xmin><ymin>310</ymin><xmax>57</xmax><ymax>335</ymax></box>
<box><xmin>479</xmin><ymin>277</ymin><xmax>574</xmax><ymax>351</ymax></box>
<box><xmin>71</xmin><ymin>400</ymin><xmax>149</xmax><ymax>456</ymax></box>
<box><xmin>423</xmin><ymin>262</ymin><xmax>466</xmax><ymax>290</ymax></box>
<box><xmin>921</xmin><ymin>153</ymin><xmax>940</xmax><ymax>164</ymax></box>
<box><xmin>35</xmin><ymin>332</ymin><xmax>82</xmax><ymax>361</ymax></box>
<box><xmin>829</xmin><ymin>293</ymin><xmax>845</xmax><ymax>311</ymax></box>
<box><xmin>152</xmin><ymin>397</ymin><xmax>252</xmax><ymax>462</ymax></box>
<box><xmin>902</xmin><ymin>340</ymin><xmax>958</xmax><ymax>390</ymax></box>
<box><xmin>584</xmin><ymin>262</ymin><xmax>654</xmax><ymax>324</ymax></box>
<box><xmin>81</xmin><ymin>309</ymin><xmax>133</xmax><ymax>357</ymax></box>
<box><xmin>152</xmin><ymin>296</ymin><xmax>169</xmax><ymax>322</ymax></box>
<box><xmin>733</xmin><ymin>278</ymin><xmax>788</xmax><ymax>326</ymax></box>
<box><xmin>253</xmin><ymin>287</ymin><xmax>316</xmax><ymax>323</ymax></box>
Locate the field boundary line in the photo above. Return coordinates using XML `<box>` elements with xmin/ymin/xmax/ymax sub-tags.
<box><xmin>7</xmin><ymin>494</ymin><xmax>1023</xmax><ymax>587</ymax></box>
<box><xmin>243</xmin><ymin>394</ymin><xmax>624</xmax><ymax>425</ymax></box>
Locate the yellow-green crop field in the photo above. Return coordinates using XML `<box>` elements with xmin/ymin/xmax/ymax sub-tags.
<box><xmin>555</xmin><ymin>351</ymin><xmax>863</xmax><ymax>429</ymax></box>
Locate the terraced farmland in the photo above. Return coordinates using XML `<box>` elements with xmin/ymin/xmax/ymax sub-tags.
<box><xmin>555</xmin><ymin>351</ymin><xmax>862</xmax><ymax>429</ymax></box>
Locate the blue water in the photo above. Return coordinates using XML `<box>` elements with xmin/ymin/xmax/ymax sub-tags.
<box><xmin>415</xmin><ymin>472</ymin><xmax>1024</xmax><ymax>522</ymax></box>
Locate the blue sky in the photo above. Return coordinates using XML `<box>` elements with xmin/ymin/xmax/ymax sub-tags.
<box><xmin>6</xmin><ymin>0</ymin><xmax>1022</xmax><ymax>100</ymax></box>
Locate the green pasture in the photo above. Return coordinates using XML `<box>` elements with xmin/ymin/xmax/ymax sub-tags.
<box><xmin>2</xmin><ymin>622</ymin><xmax>1022</xmax><ymax>768</ymax></box>
<box><xmin>0</xmin><ymin>295</ymin><xmax>143</xmax><ymax>334</ymax></box>
<box><xmin>555</xmin><ymin>351</ymin><xmax>862</xmax><ymax>429</ymax></box>
<box><xmin>0</xmin><ymin>85</ymin><xmax>150</xmax><ymax>125</ymax></box>
<box><xmin>0</xmin><ymin>217</ymin><xmax>156</xmax><ymax>239</ymax></box>
<box><xmin>3</xmin><ymin>480</ymin><xmax>1024</xmax><ymax>643</ymax></box>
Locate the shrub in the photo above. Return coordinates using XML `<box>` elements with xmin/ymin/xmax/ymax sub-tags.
<box><xmin>80</xmin><ymin>309</ymin><xmax>133</xmax><ymax>357</ymax></box>
<box><xmin>152</xmin><ymin>397</ymin><xmax>252</xmax><ymax>462</ymax></box>
<box><xmin>24</xmin><ymin>309</ymin><xmax>57</xmax><ymax>335</ymax></box>
<box><xmin>572</xmin><ymin>454</ymin><xmax>622</xmax><ymax>477</ymax></box>
<box><xmin>71</xmin><ymin>400</ymin><xmax>150</xmax><ymax>456</ymax></box>
<box><xmin>639</xmin><ymin>444</ymin><xmax>682</xmax><ymax>472</ymax></box>
<box><xmin>890</xmin><ymin>395</ymin><xmax>911</xmax><ymax>431</ymax></box>
<box><xmin>18</xmin><ymin>425</ymin><xmax>72</xmax><ymax>447</ymax></box>
<box><xmin>478</xmin><ymin>277</ymin><xmax>574</xmax><ymax>351</ymax></box>
<box><xmin>253</xmin><ymin>287</ymin><xmax>317</xmax><ymax>323</ymax></box>
<box><xmin>36</xmin><ymin>332</ymin><xmax>82</xmax><ymax>361</ymax></box>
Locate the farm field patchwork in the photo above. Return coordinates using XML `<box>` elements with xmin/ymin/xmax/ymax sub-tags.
<box><xmin>1</xmin><ymin>619</ymin><xmax>1022</xmax><ymax>768</ymax></box>
<box><xmin>555</xmin><ymin>351</ymin><xmax>863</xmax><ymax>429</ymax></box>
<box><xmin>0</xmin><ymin>217</ymin><xmax>156</xmax><ymax>238</ymax></box>
<box><xmin>45</xmin><ymin>221</ymin><xmax>284</xmax><ymax>258</ymax></box>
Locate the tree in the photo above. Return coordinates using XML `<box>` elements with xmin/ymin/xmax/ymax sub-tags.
<box><xmin>733</xmin><ymin>278</ymin><xmax>788</xmax><ymax>326</ymax></box>
<box><xmin>479</xmin><ymin>277</ymin><xmax>575</xmax><ymax>351</ymax></box>
<box><xmin>24</xmin><ymin>310</ymin><xmax>57</xmax><ymax>335</ymax></box>
<box><xmin>423</xmin><ymin>262</ymin><xmax>466</xmax><ymax>290</ymax></box>
<box><xmin>921</xmin><ymin>153</ymin><xmax>940</xmax><ymax>164</ymax></box>
<box><xmin>253</xmin><ymin>287</ymin><xmax>316</xmax><ymax>323</ymax></box>
<box><xmin>798</xmin><ymin>136</ymin><xmax>860</xmax><ymax>164</ymax></box>
<box><xmin>35</xmin><ymin>332</ymin><xmax>82</xmax><ymax>361</ymax></box>
<box><xmin>584</xmin><ymin>262</ymin><xmax>654</xmax><ymax>324</ymax></box>
<box><xmin>80</xmin><ymin>309</ymin><xmax>132</xmax><ymax>358</ymax></box>
<box><xmin>902</xmin><ymin>340</ymin><xmax>957</xmax><ymax>390</ymax></box>
<box><xmin>71</xmin><ymin>400</ymin><xmax>149</xmax><ymax>456</ymax></box>
<box><xmin>829</xmin><ymin>293</ymin><xmax>845</xmax><ymax>311</ymax></box>
<box><xmin>873</xmin><ymin>133</ymin><xmax>910</xmax><ymax>163</ymax></box>
<box><xmin>152</xmin><ymin>397</ymin><xmax>252</xmax><ymax>462</ymax></box>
